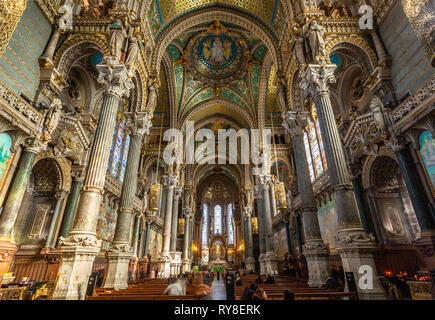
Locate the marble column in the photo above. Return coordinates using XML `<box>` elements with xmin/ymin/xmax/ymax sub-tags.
<box><xmin>270</xmin><ymin>183</ymin><xmax>277</xmax><ymax>217</ymax></box>
<box><xmin>283</xmin><ymin>111</ymin><xmax>330</xmax><ymax>287</ymax></box>
<box><xmin>243</xmin><ymin>207</ymin><xmax>255</xmax><ymax>272</ymax></box>
<box><xmin>300</xmin><ymin>64</ymin><xmax>385</xmax><ymax>299</ymax></box>
<box><xmin>294</xmin><ymin>213</ymin><xmax>304</xmax><ymax>255</ymax></box>
<box><xmin>144</xmin><ymin>221</ymin><xmax>151</xmax><ymax>257</ymax></box>
<box><xmin>285</xmin><ymin>220</ymin><xmax>293</xmax><ymax>255</ymax></box>
<box><xmin>103</xmin><ymin>112</ymin><xmax>151</xmax><ymax>290</ymax></box>
<box><xmin>40</xmin><ymin>29</ymin><xmax>60</xmax><ymax>62</ymax></box>
<box><xmin>0</xmin><ymin>141</ymin><xmax>41</xmax><ymax>277</ymax></box>
<box><xmin>258</xmin><ymin>174</ymin><xmax>278</xmax><ymax>275</ymax></box>
<box><xmin>160</xmin><ymin>182</ymin><xmax>167</xmax><ymax>220</ymax></box>
<box><xmin>254</xmin><ymin>186</ymin><xmax>266</xmax><ymax>274</ymax></box>
<box><xmin>159</xmin><ymin>175</ymin><xmax>177</xmax><ymax>277</ymax></box>
<box><xmin>170</xmin><ymin>187</ymin><xmax>182</xmax><ymax>252</ymax></box>
<box><xmin>390</xmin><ymin>140</ymin><xmax>435</xmax><ymax>269</ymax></box>
<box><xmin>53</xmin><ymin>58</ymin><xmax>133</xmax><ymax>300</ymax></box>
<box><xmin>58</xmin><ymin>173</ymin><xmax>84</xmax><ymax>239</ymax></box>
<box><xmin>43</xmin><ymin>191</ymin><xmax>66</xmax><ymax>249</ymax></box>
<box><xmin>182</xmin><ymin>209</ymin><xmax>192</xmax><ymax>272</ymax></box>
<box><xmin>132</xmin><ymin>215</ymin><xmax>141</xmax><ymax>257</ymax></box>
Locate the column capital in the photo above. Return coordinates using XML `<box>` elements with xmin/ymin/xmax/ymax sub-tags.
<box><xmin>174</xmin><ymin>186</ymin><xmax>183</xmax><ymax>199</ymax></box>
<box><xmin>125</xmin><ymin>112</ymin><xmax>153</xmax><ymax>137</ymax></box>
<box><xmin>258</xmin><ymin>174</ymin><xmax>272</xmax><ymax>191</ymax></box>
<box><xmin>164</xmin><ymin>175</ymin><xmax>178</xmax><ymax>189</ymax></box>
<box><xmin>71</xmin><ymin>165</ymin><xmax>86</xmax><ymax>182</ymax></box>
<box><xmin>385</xmin><ymin>135</ymin><xmax>407</xmax><ymax>152</ymax></box>
<box><xmin>282</xmin><ymin>111</ymin><xmax>310</xmax><ymax>138</ymax></box>
<box><xmin>348</xmin><ymin>162</ymin><xmax>363</xmax><ymax>180</ymax></box>
<box><xmin>242</xmin><ymin>207</ymin><xmax>253</xmax><ymax>219</ymax></box>
<box><xmin>25</xmin><ymin>138</ymin><xmax>45</xmax><ymax>154</ymax></box>
<box><xmin>300</xmin><ymin>64</ymin><xmax>336</xmax><ymax>99</ymax></box>
<box><xmin>253</xmin><ymin>185</ymin><xmax>263</xmax><ymax>200</ymax></box>
<box><xmin>97</xmin><ymin>57</ymin><xmax>134</xmax><ymax>99</ymax></box>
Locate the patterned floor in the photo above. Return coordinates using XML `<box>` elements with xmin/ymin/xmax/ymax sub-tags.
<box><xmin>211</xmin><ymin>278</ymin><xmax>227</xmax><ymax>300</ymax></box>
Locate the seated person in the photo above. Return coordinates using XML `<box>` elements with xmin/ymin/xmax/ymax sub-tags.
<box><xmin>264</xmin><ymin>274</ymin><xmax>275</xmax><ymax>284</ymax></box>
<box><xmin>252</xmin><ymin>288</ymin><xmax>267</xmax><ymax>300</ymax></box>
<box><xmin>241</xmin><ymin>283</ymin><xmax>258</xmax><ymax>300</ymax></box>
<box><xmin>255</xmin><ymin>275</ymin><xmax>264</xmax><ymax>284</ymax></box>
<box><xmin>162</xmin><ymin>279</ymin><xmax>185</xmax><ymax>296</ymax></box>
<box><xmin>235</xmin><ymin>276</ymin><xmax>243</xmax><ymax>286</ymax></box>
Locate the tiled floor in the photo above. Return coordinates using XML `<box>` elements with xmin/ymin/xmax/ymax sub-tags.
<box><xmin>211</xmin><ymin>278</ymin><xmax>227</xmax><ymax>300</ymax></box>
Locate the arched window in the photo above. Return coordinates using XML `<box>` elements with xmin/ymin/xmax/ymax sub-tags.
<box><xmin>304</xmin><ymin>115</ymin><xmax>327</xmax><ymax>182</ymax></box>
<box><xmin>419</xmin><ymin>130</ymin><xmax>435</xmax><ymax>192</ymax></box>
<box><xmin>201</xmin><ymin>203</ymin><xmax>209</xmax><ymax>245</ymax></box>
<box><xmin>0</xmin><ymin>133</ymin><xmax>13</xmax><ymax>191</ymax></box>
<box><xmin>108</xmin><ymin>118</ymin><xmax>130</xmax><ymax>183</ymax></box>
<box><xmin>214</xmin><ymin>205</ymin><xmax>222</xmax><ymax>235</ymax></box>
<box><xmin>227</xmin><ymin>203</ymin><xmax>234</xmax><ymax>245</ymax></box>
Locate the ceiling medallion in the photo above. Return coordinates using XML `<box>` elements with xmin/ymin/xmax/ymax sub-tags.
<box><xmin>186</xmin><ymin>23</ymin><xmax>247</xmax><ymax>86</ymax></box>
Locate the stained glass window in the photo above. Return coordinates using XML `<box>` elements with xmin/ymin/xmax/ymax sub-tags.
<box><xmin>202</xmin><ymin>204</ymin><xmax>209</xmax><ymax>245</ymax></box>
<box><xmin>304</xmin><ymin>116</ymin><xmax>327</xmax><ymax>182</ymax></box>
<box><xmin>119</xmin><ymin>134</ymin><xmax>130</xmax><ymax>183</ymax></box>
<box><xmin>419</xmin><ymin>131</ymin><xmax>435</xmax><ymax>192</ymax></box>
<box><xmin>0</xmin><ymin>133</ymin><xmax>13</xmax><ymax>191</ymax></box>
<box><xmin>111</xmin><ymin>122</ymin><xmax>124</xmax><ymax>177</ymax></box>
<box><xmin>214</xmin><ymin>205</ymin><xmax>222</xmax><ymax>235</ymax></box>
<box><xmin>227</xmin><ymin>203</ymin><xmax>234</xmax><ymax>245</ymax></box>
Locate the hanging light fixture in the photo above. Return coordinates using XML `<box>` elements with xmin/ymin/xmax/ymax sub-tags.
<box><xmin>148</xmin><ymin>108</ymin><xmax>165</xmax><ymax>212</ymax></box>
<box><xmin>178</xmin><ymin>217</ymin><xmax>185</xmax><ymax>235</ymax></box>
<box><xmin>251</xmin><ymin>216</ymin><xmax>258</xmax><ymax>234</ymax></box>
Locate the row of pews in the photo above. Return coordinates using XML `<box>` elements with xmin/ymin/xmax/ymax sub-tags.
<box><xmin>87</xmin><ymin>278</ymin><xmax>196</xmax><ymax>300</ymax></box>
<box><xmin>235</xmin><ymin>274</ymin><xmax>357</xmax><ymax>300</ymax></box>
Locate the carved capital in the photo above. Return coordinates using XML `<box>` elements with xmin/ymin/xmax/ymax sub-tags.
<box><xmin>300</xmin><ymin>64</ymin><xmax>336</xmax><ymax>99</ymax></box>
<box><xmin>97</xmin><ymin>58</ymin><xmax>134</xmax><ymax>99</ymax></box>
<box><xmin>282</xmin><ymin>111</ymin><xmax>309</xmax><ymax>138</ymax></box>
<box><xmin>108</xmin><ymin>243</ymin><xmax>133</xmax><ymax>254</ymax></box>
<box><xmin>125</xmin><ymin>112</ymin><xmax>153</xmax><ymax>136</ymax></box>
<box><xmin>58</xmin><ymin>234</ymin><xmax>102</xmax><ymax>250</ymax></box>
<box><xmin>385</xmin><ymin>135</ymin><xmax>407</xmax><ymax>152</ymax></box>
<box><xmin>259</xmin><ymin>174</ymin><xmax>272</xmax><ymax>191</ymax></box>
<box><xmin>25</xmin><ymin>138</ymin><xmax>45</xmax><ymax>154</ymax></box>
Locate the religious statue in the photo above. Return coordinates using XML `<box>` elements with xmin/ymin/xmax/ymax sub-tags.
<box><xmin>277</xmin><ymin>78</ymin><xmax>288</xmax><ymax>111</ymax></box>
<box><xmin>42</xmin><ymin>98</ymin><xmax>63</xmax><ymax>142</ymax></box>
<box><xmin>108</xmin><ymin>19</ymin><xmax>128</xmax><ymax>62</ymax></box>
<box><xmin>305</xmin><ymin>20</ymin><xmax>327</xmax><ymax>63</ymax></box>
<box><xmin>369</xmin><ymin>95</ymin><xmax>391</xmax><ymax>134</ymax></box>
<box><xmin>125</xmin><ymin>35</ymin><xmax>140</xmax><ymax>67</ymax></box>
<box><xmin>293</xmin><ymin>32</ymin><xmax>308</xmax><ymax>66</ymax></box>
<box><xmin>145</xmin><ymin>79</ymin><xmax>158</xmax><ymax>113</ymax></box>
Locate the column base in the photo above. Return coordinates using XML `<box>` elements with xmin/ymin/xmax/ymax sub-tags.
<box><xmin>335</xmin><ymin>228</ymin><xmax>387</xmax><ymax>300</ymax></box>
<box><xmin>264</xmin><ymin>251</ymin><xmax>278</xmax><ymax>276</ymax></box>
<box><xmin>181</xmin><ymin>259</ymin><xmax>191</xmax><ymax>273</ymax></box>
<box><xmin>414</xmin><ymin>233</ymin><xmax>435</xmax><ymax>271</ymax></box>
<box><xmin>169</xmin><ymin>251</ymin><xmax>182</xmax><ymax>276</ymax></box>
<box><xmin>258</xmin><ymin>253</ymin><xmax>266</xmax><ymax>275</ymax></box>
<box><xmin>0</xmin><ymin>240</ymin><xmax>18</xmax><ymax>278</ymax></box>
<box><xmin>303</xmin><ymin>239</ymin><xmax>330</xmax><ymax>287</ymax></box>
<box><xmin>245</xmin><ymin>257</ymin><xmax>255</xmax><ymax>273</ymax></box>
<box><xmin>52</xmin><ymin>233</ymin><xmax>102</xmax><ymax>300</ymax></box>
<box><xmin>159</xmin><ymin>254</ymin><xmax>171</xmax><ymax>278</ymax></box>
<box><xmin>102</xmin><ymin>243</ymin><xmax>133</xmax><ymax>290</ymax></box>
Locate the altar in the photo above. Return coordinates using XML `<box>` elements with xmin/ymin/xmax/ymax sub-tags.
<box><xmin>208</xmin><ymin>259</ymin><xmax>229</xmax><ymax>270</ymax></box>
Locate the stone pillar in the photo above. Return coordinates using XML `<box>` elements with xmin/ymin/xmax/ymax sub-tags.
<box><xmin>40</xmin><ymin>29</ymin><xmax>60</xmax><ymax>62</ymax></box>
<box><xmin>102</xmin><ymin>112</ymin><xmax>151</xmax><ymax>290</ymax></box>
<box><xmin>285</xmin><ymin>220</ymin><xmax>293</xmax><ymax>255</ymax></box>
<box><xmin>258</xmin><ymin>174</ymin><xmax>278</xmax><ymax>275</ymax></box>
<box><xmin>294</xmin><ymin>213</ymin><xmax>304</xmax><ymax>255</ymax></box>
<box><xmin>170</xmin><ymin>187</ymin><xmax>182</xmax><ymax>252</ymax></box>
<box><xmin>144</xmin><ymin>221</ymin><xmax>151</xmax><ymax>257</ymax></box>
<box><xmin>160</xmin><ymin>182</ymin><xmax>167</xmax><ymax>219</ymax></box>
<box><xmin>159</xmin><ymin>175</ymin><xmax>177</xmax><ymax>277</ymax></box>
<box><xmin>349</xmin><ymin>164</ymin><xmax>375</xmax><ymax>236</ymax></box>
<box><xmin>270</xmin><ymin>183</ymin><xmax>277</xmax><ymax>217</ymax></box>
<box><xmin>53</xmin><ymin>58</ymin><xmax>133</xmax><ymax>300</ymax></box>
<box><xmin>182</xmin><ymin>209</ymin><xmax>192</xmax><ymax>273</ymax></box>
<box><xmin>0</xmin><ymin>141</ymin><xmax>41</xmax><ymax>277</ymax></box>
<box><xmin>58</xmin><ymin>172</ymin><xmax>84</xmax><ymax>239</ymax></box>
<box><xmin>300</xmin><ymin>64</ymin><xmax>386</xmax><ymax>299</ymax></box>
<box><xmin>43</xmin><ymin>191</ymin><xmax>66</xmax><ymax>249</ymax></box>
<box><xmin>243</xmin><ymin>207</ymin><xmax>255</xmax><ymax>272</ymax></box>
<box><xmin>254</xmin><ymin>186</ymin><xmax>266</xmax><ymax>274</ymax></box>
<box><xmin>283</xmin><ymin>111</ymin><xmax>330</xmax><ymax>286</ymax></box>
<box><xmin>390</xmin><ymin>141</ymin><xmax>435</xmax><ymax>270</ymax></box>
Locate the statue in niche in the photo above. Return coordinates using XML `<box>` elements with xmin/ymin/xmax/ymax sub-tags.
<box><xmin>277</xmin><ymin>78</ymin><xmax>288</xmax><ymax>111</ymax></box>
<box><xmin>369</xmin><ymin>95</ymin><xmax>391</xmax><ymax>134</ymax></box>
<box><xmin>42</xmin><ymin>98</ymin><xmax>63</xmax><ymax>142</ymax></box>
<box><xmin>305</xmin><ymin>19</ymin><xmax>327</xmax><ymax>63</ymax></box>
<box><xmin>145</xmin><ymin>79</ymin><xmax>158</xmax><ymax>113</ymax></box>
<box><xmin>125</xmin><ymin>34</ymin><xmax>141</xmax><ymax>67</ymax></box>
<box><xmin>385</xmin><ymin>206</ymin><xmax>404</xmax><ymax>236</ymax></box>
<box><xmin>292</xmin><ymin>30</ymin><xmax>308</xmax><ymax>66</ymax></box>
<box><xmin>108</xmin><ymin>19</ymin><xmax>128</xmax><ymax>61</ymax></box>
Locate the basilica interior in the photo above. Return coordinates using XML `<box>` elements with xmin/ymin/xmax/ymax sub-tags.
<box><xmin>0</xmin><ymin>0</ymin><xmax>434</xmax><ymax>301</ymax></box>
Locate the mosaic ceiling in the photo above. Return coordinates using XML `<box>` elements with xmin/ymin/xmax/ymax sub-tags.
<box><xmin>148</xmin><ymin>0</ymin><xmax>285</xmax><ymax>39</ymax></box>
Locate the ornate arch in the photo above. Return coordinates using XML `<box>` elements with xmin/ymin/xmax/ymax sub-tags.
<box><xmin>180</xmin><ymin>97</ymin><xmax>255</xmax><ymax>129</ymax></box>
<box><xmin>33</xmin><ymin>151</ymin><xmax>72</xmax><ymax>193</ymax></box>
<box><xmin>325</xmin><ymin>35</ymin><xmax>378</xmax><ymax>76</ymax></box>
<box><xmin>361</xmin><ymin>147</ymin><xmax>399</xmax><ymax>190</ymax></box>
<box><xmin>54</xmin><ymin>35</ymin><xmax>108</xmax><ymax>78</ymax></box>
<box><xmin>151</xmin><ymin>6</ymin><xmax>282</xmax><ymax>76</ymax></box>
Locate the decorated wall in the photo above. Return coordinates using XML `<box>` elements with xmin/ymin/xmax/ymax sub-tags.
<box><xmin>317</xmin><ymin>200</ymin><xmax>338</xmax><ymax>252</ymax></box>
<box><xmin>96</xmin><ymin>196</ymin><xmax>118</xmax><ymax>252</ymax></box>
<box><xmin>148</xmin><ymin>229</ymin><xmax>163</xmax><ymax>261</ymax></box>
